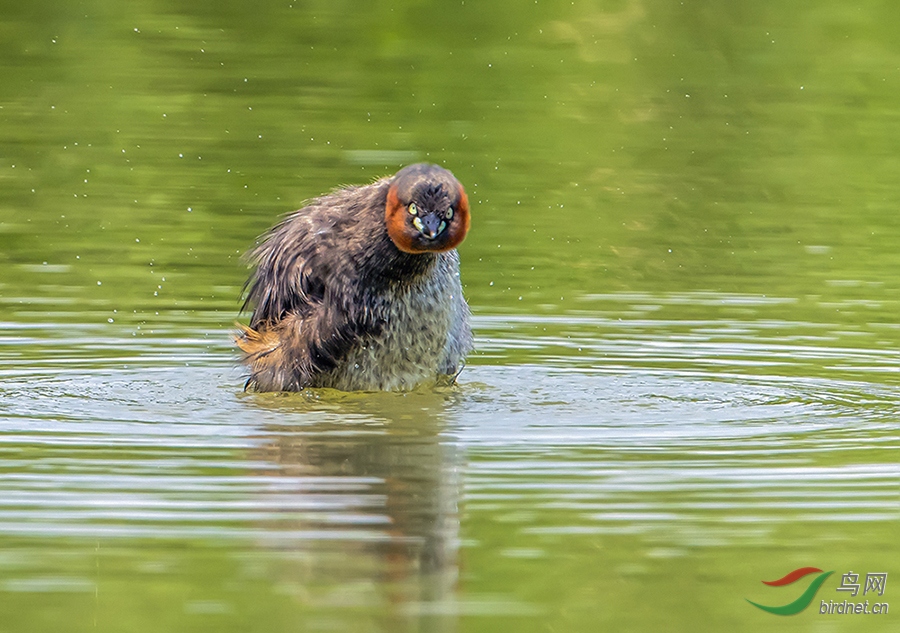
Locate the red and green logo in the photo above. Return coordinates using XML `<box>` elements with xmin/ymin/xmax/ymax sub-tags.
<box><xmin>747</xmin><ymin>567</ymin><xmax>834</xmax><ymax>615</ymax></box>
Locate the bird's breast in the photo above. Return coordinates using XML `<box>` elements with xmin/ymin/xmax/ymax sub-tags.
<box><xmin>323</xmin><ymin>266</ymin><xmax>458</xmax><ymax>391</ymax></box>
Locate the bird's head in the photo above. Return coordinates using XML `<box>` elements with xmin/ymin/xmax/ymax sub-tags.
<box><xmin>385</xmin><ymin>163</ymin><xmax>470</xmax><ymax>254</ymax></box>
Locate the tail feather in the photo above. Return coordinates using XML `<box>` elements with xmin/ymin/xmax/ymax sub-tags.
<box><xmin>235</xmin><ymin>323</ymin><xmax>280</xmax><ymax>359</ymax></box>
<box><xmin>235</xmin><ymin>323</ymin><xmax>292</xmax><ymax>391</ymax></box>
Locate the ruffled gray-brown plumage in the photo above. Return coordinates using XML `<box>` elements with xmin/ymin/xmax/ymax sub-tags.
<box><xmin>237</xmin><ymin>163</ymin><xmax>473</xmax><ymax>392</ymax></box>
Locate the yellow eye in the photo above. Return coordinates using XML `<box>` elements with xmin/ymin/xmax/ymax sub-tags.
<box><xmin>446</xmin><ymin>207</ymin><xmax>454</xmax><ymax>220</ymax></box>
<box><xmin>408</xmin><ymin>203</ymin><xmax>418</xmax><ymax>216</ymax></box>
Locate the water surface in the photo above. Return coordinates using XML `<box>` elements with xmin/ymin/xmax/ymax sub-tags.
<box><xmin>1</xmin><ymin>1</ymin><xmax>899</xmax><ymax>631</ymax></box>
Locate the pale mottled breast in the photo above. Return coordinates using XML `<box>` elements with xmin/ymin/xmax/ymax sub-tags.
<box><xmin>316</xmin><ymin>251</ymin><xmax>472</xmax><ymax>391</ymax></box>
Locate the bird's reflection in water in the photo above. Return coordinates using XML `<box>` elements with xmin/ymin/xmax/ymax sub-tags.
<box><xmin>243</xmin><ymin>387</ymin><xmax>462</xmax><ymax>631</ymax></box>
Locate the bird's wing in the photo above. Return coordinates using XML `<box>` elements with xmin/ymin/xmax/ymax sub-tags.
<box><xmin>242</xmin><ymin>206</ymin><xmax>330</xmax><ymax>328</ymax></box>
<box><xmin>238</xmin><ymin>191</ymin><xmax>385</xmax><ymax>390</ymax></box>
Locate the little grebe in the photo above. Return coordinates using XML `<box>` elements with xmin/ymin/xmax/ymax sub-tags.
<box><xmin>237</xmin><ymin>163</ymin><xmax>473</xmax><ymax>391</ymax></box>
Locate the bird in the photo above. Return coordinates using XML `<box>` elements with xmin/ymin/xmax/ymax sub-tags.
<box><xmin>236</xmin><ymin>163</ymin><xmax>473</xmax><ymax>392</ymax></box>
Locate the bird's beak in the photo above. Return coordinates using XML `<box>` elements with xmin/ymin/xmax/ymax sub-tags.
<box><xmin>415</xmin><ymin>214</ymin><xmax>445</xmax><ymax>240</ymax></box>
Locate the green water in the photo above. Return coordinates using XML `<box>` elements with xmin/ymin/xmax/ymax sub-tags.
<box><xmin>1</xmin><ymin>1</ymin><xmax>898</xmax><ymax>631</ymax></box>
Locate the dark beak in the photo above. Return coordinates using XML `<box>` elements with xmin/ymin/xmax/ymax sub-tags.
<box><xmin>419</xmin><ymin>213</ymin><xmax>444</xmax><ymax>240</ymax></box>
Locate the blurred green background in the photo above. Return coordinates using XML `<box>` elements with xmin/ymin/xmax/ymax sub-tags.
<box><xmin>3</xmin><ymin>0</ymin><xmax>900</xmax><ymax>326</ymax></box>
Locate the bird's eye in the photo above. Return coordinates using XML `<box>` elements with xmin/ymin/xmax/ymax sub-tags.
<box><xmin>408</xmin><ymin>203</ymin><xmax>418</xmax><ymax>216</ymax></box>
<box><xmin>446</xmin><ymin>207</ymin><xmax>454</xmax><ymax>220</ymax></box>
